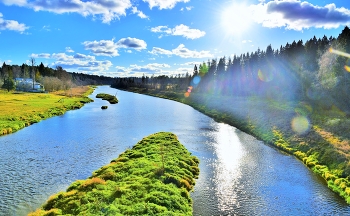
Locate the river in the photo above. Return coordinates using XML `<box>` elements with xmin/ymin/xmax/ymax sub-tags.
<box><xmin>0</xmin><ymin>86</ymin><xmax>349</xmax><ymax>215</ymax></box>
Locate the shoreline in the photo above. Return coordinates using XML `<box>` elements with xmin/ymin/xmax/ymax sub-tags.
<box><xmin>117</xmin><ymin>87</ymin><xmax>350</xmax><ymax>204</ymax></box>
<box><xmin>0</xmin><ymin>86</ymin><xmax>94</xmax><ymax>136</ymax></box>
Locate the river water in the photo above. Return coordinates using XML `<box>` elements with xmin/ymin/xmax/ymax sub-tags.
<box><xmin>0</xmin><ymin>86</ymin><xmax>349</xmax><ymax>215</ymax></box>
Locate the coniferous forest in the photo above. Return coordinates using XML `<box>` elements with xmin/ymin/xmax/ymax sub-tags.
<box><xmin>113</xmin><ymin>26</ymin><xmax>350</xmax><ymax>115</ymax></box>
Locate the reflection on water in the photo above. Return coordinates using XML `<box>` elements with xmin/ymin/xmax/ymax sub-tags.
<box><xmin>0</xmin><ymin>86</ymin><xmax>350</xmax><ymax>215</ymax></box>
<box><xmin>212</xmin><ymin>123</ymin><xmax>245</xmax><ymax>212</ymax></box>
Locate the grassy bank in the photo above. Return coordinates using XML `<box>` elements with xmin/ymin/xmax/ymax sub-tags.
<box><xmin>0</xmin><ymin>86</ymin><xmax>94</xmax><ymax>136</ymax></box>
<box><xmin>118</xmin><ymin>87</ymin><xmax>350</xmax><ymax>204</ymax></box>
<box><xmin>29</xmin><ymin>132</ymin><xmax>199</xmax><ymax>215</ymax></box>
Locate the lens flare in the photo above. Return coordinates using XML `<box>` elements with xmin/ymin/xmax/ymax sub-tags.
<box><xmin>291</xmin><ymin>116</ymin><xmax>310</xmax><ymax>135</ymax></box>
<box><xmin>344</xmin><ymin>65</ymin><xmax>350</xmax><ymax>72</ymax></box>
<box><xmin>258</xmin><ymin>69</ymin><xmax>273</xmax><ymax>82</ymax></box>
<box><xmin>329</xmin><ymin>47</ymin><xmax>350</xmax><ymax>58</ymax></box>
<box><xmin>193</xmin><ymin>75</ymin><xmax>201</xmax><ymax>85</ymax></box>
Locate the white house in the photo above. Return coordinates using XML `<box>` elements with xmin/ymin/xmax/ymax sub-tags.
<box><xmin>14</xmin><ymin>78</ymin><xmax>45</xmax><ymax>92</ymax></box>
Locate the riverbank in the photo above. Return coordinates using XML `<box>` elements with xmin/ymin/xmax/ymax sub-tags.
<box><xmin>117</xmin><ymin>87</ymin><xmax>350</xmax><ymax>204</ymax></box>
<box><xmin>29</xmin><ymin>132</ymin><xmax>199</xmax><ymax>215</ymax></box>
<box><xmin>0</xmin><ymin>86</ymin><xmax>94</xmax><ymax>136</ymax></box>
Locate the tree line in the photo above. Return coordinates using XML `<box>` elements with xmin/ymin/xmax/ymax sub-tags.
<box><xmin>0</xmin><ymin>60</ymin><xmax>116</xmax><ymax>92</ymax></box>
<box><xmin>112</xmin><ymin>26</ymin><xmax>350</xmax><ymax>114</ymax></box>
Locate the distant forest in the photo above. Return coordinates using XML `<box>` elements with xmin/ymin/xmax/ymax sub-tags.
<box><xmin>0</xmin><ymin>61</ymin><xmax>115</xmax><ymax>92</ymax></box>
<box><xmin>113</xmin><ymin>26</ymin><xmax>350</xmax><ymax>114</ymax></box>
<box><xmin>1</xmin><ymin>27</ymin><xmax>349</xmax><ymax>113</ymax></box>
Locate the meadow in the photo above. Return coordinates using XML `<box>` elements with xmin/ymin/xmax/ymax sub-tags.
<box><xmin>29</xmin><ymin>132</ymin><xmax>200</xmax><ymax>215</ymax></box>
<box><xmin>121</xmin><ymin>87</ymin><xmax>350</xmax><ymax>204</ymax></box>
<box><xmin>0</xmin><ymin>86</ymin><xmax>93</xmax><ymax>136</ymax></box>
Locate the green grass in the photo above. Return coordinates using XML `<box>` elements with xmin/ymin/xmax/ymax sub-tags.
<box><xmin>119</xmin><ymin>87</ymin><xmax>350</xmax><ymax>204</ymax></box>
<box><xmin>0</xmin><ymin>87</ymin><xmax>94</xmax><ymax>136</ymax></box>
<box><xmin>96</xmin><ymin>93</ymin><xmax>118</xmax><ymax>104</ymax></box>
<box><xmin>29</xmin><ymin>132</ymin><xmax>200</xmax><ymax>216</ymax></box>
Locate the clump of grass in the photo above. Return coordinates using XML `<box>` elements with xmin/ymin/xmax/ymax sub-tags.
<box><xmin>29</xmin><ymin>132</ymin><xmax>199</xmax><ymax>215</ymax></box>
<box><xmin>96</xmin><ymin>93</ymin><xmax>118</xmax><ymax>104</ymax></box>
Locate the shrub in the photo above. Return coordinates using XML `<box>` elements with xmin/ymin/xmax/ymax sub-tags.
<box><xmin>96</xmin><ymin>93</ymin><xmax>118</xmax><ymax>104</ymax></box>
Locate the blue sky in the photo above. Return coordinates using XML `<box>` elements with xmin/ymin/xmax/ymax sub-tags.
<box><xmin>0</xmin><ymin>0</ymin><xmax>350</xmax><ymax>77</ymax></box>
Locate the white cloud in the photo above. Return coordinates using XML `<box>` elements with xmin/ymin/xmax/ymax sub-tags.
<box><xmin>42</xmin><ymin>25</ymin><xmax>51</xmax><ymax>31</ymax></box>
<box><xmin>83</xmin><ymin>37</ymin><xmax>147</xmax><ymax>56</ymax></box>
<box><xmin>149</xmin><ymin>47</ymin><xmax>173</xmax><ymax>56</ymax></box>
<box><xmin>112</xmin><ymin>63</ymin><xmax>172</xmax><ymax>76</ymax></box>
<box><xmin>147</xmin><ymin>63</ymin><xmax>171</xmax><ymax>68</ymax></box>
<box><xmin>30</xmin><ymin>53</ymin><xmax>51</xmax><ymax>58</ymax></box>
<box><xmin>143</xmin><ymin>0</ymin><xmax>190</xmax><ymax>10</ymax></box>
<box><xmin>1</xmin><ymin>59</ymin><xmax>12</xmax><ymax>64</ymax></box>
<box><xmin>180</xmin><ymin>61</ymin><xmax>200</xmax><ymax>66</ymax></box>
<box><xmin>73</xmin><ymin>53</ymin><xmax>95</xmax><ymax>61</ymax></box>
<box><xmin>175</xmin><ymin>67</ymin><xmax>192</xmax><ymax>74</ymax></box>
<box><xmin>51</xmin><ymin>52</ymin><xmax>112</xmax><ymax>71</ymax></box>
<box><xmin>0</xmin><ymin>13</ymin><xmax>29</xmax><ymax>33</ymax></box>
<box><xmin>180</xmin><ymin>6</ymin><xmax>192</xmax><ymax>11</ymax></box>
<box><xmin>65</xmin><ymin>47</ymin><xmax>74</xmax><ymax>53</ymax></box>
<box><xmin>83</xmin><ymin>39</ymin><xmax>119</xmax><ymax>57</ymax></box>
<box><xmin>149</xmin><ymin>44</ymin><xmax>213</xmax><ymax>59</ymax></box>
<box><xmin>151</xmin><ymin>25</ymin><xmax>172</xmax><ymax>34</ymax></box>
<box><xmin>242</xmin><ymin>40</ymin><xmax>252</xmax><ymax>43</ymax></box>
<box><xmin>172</xmin><ymin>44</ymin><xmax>213</xmax><ymax>58</ymax></box>
<box><xmin>29</xmin><ymin>51</ymin><xmax>113</xmax><ymax>72</ymax></box>
<box><xmin>1</xmin><ymin>0</ymin><xmax>27</xmax><ymax>6</ymax></box>
<box><xmin>116</xmin><ymin>37</ymin><xmax>147</xmax><ymax>50</ymax></box>
<box><xmin>131</xmin><ymin>6</ymin><xmax>148</xmax><ymax>19</ymax></box>
<box><xmin>250</xmin><ymin>0</ymin><xmax>350</xmax><ymax>31</ymax></box>
<box><xmin>115</xmin><ymin>66</ymin><xmax>127</xmax><ymax>72</ymax></box>
<box><xmin>172</xmin><ymin>24</ymin><xmax>205</xmax><ymax>39</ymax></box>
<box><xmin>151</xmin><ymin>24</ymin><xmax>205</xmax><ymax>39</ymax></box>
<box><xmin>1</xmin><ymin>0</ymin><xmax>132</xmax><ymax>24</ymax></box>
<box><xmin>111</xmin><ymin>62</ymin><xmax>196</xmax><ymax>77</ymax></box>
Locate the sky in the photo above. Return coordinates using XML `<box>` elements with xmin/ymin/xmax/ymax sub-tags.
<box><xmin>0</xmin><ymin>0</ymin><xmax>350</xmax><ymax>78</ymax></box>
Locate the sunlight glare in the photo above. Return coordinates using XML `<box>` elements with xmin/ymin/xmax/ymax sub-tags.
<box><xmin>258</xmin><ymin>69</ymin><xmax>273</xmax><ymax>82</ymax></box>
<box><xmin>212</xmin><ymin>123</ymin><xmax>245</xmax><ymax>211</ymax></box>
<box><xmin>291</xmin><ymin>116</ymin><xmax>310</xmax><ymax>135</ymax></box>
<box><xmin>220</xmin><ymin>3</ymin><xmax>252</xmax><ymax>36</ymax></box>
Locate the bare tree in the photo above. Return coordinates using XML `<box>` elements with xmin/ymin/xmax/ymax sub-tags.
<box><xmin>30</xmin><ymin>57</ymin><xmax>36</xmax><ymax>89</ymax></box>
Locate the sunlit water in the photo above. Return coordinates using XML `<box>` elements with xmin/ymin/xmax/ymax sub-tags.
<box><xmin>0</xmin><ymin>86</ymin><xmax>349</xmax><ymax>215</ymax></box>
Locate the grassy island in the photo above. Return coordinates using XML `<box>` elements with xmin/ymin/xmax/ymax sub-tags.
<box><xmin>29</xmin><ymin>132</ymin><xmax>200</xmax><ymax>216</ymax></box>
<box><xmin>0</xmin><ymin>86</ymin><xmax>93</xmax><ymax>136</ymax></box>
<box><xmin>96</xmin><ymin>93</ymin><xmax>118</xmax><ymax>104</ymax></box>
<box><xmin>116</xmin><ymin>87</ymin><xmax>350</xmax><ymax>204</ymax></box>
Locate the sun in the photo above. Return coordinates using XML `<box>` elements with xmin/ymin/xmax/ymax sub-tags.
<box><xmin>220</xmin><ymin>3</ymin><xmax>252</xmax><ymax>36</ymax></box>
